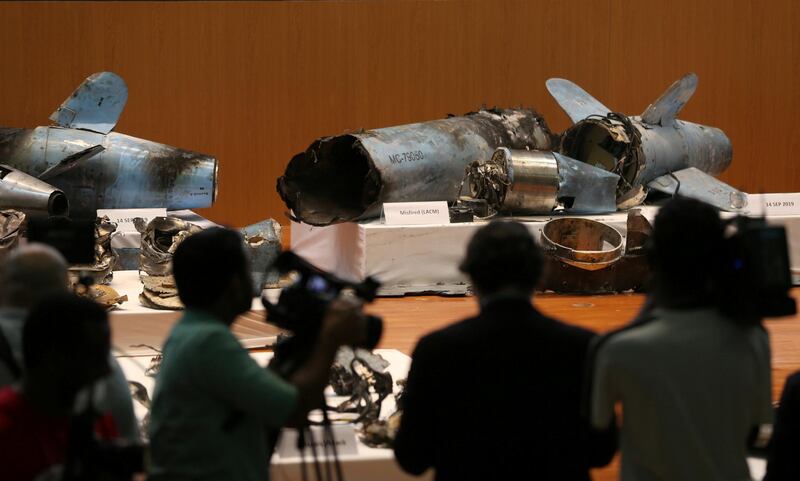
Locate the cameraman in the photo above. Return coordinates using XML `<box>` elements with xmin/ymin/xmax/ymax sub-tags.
<box><xmin>148</xmin><ymin>227</ymin><xmax>366</xmax><ymax>481</ymax></box>
<box><xmin>590</xmin><ymin>198</ymin><xmax>772</xmax><ymax>481</ymax></box>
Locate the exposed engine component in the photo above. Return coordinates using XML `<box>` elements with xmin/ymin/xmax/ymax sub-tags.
<box><xmin>278</xmin><ymin>109</ymin><xmax>555</xmax><ymax>226</ymax></box>
<box><xmin>465</xmin><ymin>147</ymin><xmax>619</xmax><ymax>215</ymax></box>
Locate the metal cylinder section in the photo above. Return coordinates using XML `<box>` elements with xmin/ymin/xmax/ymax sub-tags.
<box><xmin>0</xmin><ymin>164</ymin><xmax>69</xmax><ymax>216</ymax></box>
<box><xmin>559</xmin><ymin>115</ymin><xmax>732</xmax><ymax>202</ymax></box>
<box><xmin>278</xmin><ymin>109</ymin><xmax>554</xmax><ymax>226</ymax></box>
<box><xmin>490</xmin><ymin>148</ymin><xmax>559</xmax><ymax>213</ymax></box>
<box><xmin>540</xmin><ymin>218</ymin><xmax>623</xmax><ymax>270</ymax></box>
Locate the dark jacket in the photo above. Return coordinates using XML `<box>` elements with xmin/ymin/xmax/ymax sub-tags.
<box><xmin>394</xmin><ymin>297</ymin><xmax>617</xmax><ymax>481</ymax></box>
<box><xmin>766</xmin><ymin>371</ymin><xmax>800</xmax><ymax>481</ymax></box>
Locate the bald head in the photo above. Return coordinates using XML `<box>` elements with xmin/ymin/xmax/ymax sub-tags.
<box><xmin>0</xmin><ymin>243</ymin><xmax>69</xmax><ymax>309</ymax></box>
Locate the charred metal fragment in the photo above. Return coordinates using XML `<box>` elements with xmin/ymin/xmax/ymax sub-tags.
<box><xmin>68</xmin><ymin>216</ymin><xmax>119</xmax><ymax>287</ymax></box>
<box><xmin>241</xmin><ymin>219</ymin><xmax>282</xmax><ymax>291</ymax></box>
<box><xmin>538</xmin><ymin>210</ymin><xmax>652</xmax><ymax>293</ymax></box>
<box><xmin>136</xmin><ymin>216</ymin><xmax>202</xmax><ymax>310</ymax></box>
<box><xmin>278</xmin><ymin>109</ymin><xmax>555</xmax><ymax>225</ymax></box>
<box><xmin>0</xmin><ymin>72</ymin><xmax>217</xmax><ymax>218</ymax></box>
<box><xmin>80</xmin><ymin>284</ymin><xmax>128</xmax><ymax>310</ymax></box>
<box><xmin>548</xmin><ymin>74</ymin><xmax>745</xmax><ymax>211</ymax></box>
<box><xmin>329</xmin><ymin>347</ymin><xmax>393</xmax><ymax>425</ymax></box>
<box><xmin>466</xmin><ymin>148</ymin><xmax>619</xmax><ymax>215</ymax></box>
<box><xmin>0</xmin><ymin>209</ymin><xmax>25</xmax><ymax>258</ymax></box>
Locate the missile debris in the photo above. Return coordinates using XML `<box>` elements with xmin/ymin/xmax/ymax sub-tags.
<box><xmin>465</xmin><ymin>148</ymin><xmax>619</xmax><ymax>215</ymax></box>
<box><xmin>547</xmin><ymin>73</ymin><xmax>745</xmax><ymax>211</ymax></box>
<box><xmin>278</xmin><ymin>109</ymin><xmax>555</xmax><ymax>226</ymax></box>
<box><xmin>0</xmin><ymin>72</ymin><xmax>217</xmax><ymax>217</ymax></box>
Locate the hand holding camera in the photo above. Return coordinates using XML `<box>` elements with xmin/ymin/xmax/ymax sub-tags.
<box><xmin>321</xmin><ymin>297</ymin><xmax>370</xmax><ymax>348</ymax></box>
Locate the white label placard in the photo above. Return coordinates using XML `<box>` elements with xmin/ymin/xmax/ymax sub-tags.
<box><xmin>275</xmin><ymin>424</ymin><xmax>359</xmax><ymax>458</ymax></box>
<box><xmin>96</xmin><ymin>208</ymin><xmax>166</xmax><ymax>232</ymax></box>
<box><xmin>383</xmin><ymin>201</ymin><xmax>450</xmax><ymax>225</ymax></box>
<box><xmin>746</xmin><ymin>193</ymin><xmax>800</xmax><ymax>216</ymax></box>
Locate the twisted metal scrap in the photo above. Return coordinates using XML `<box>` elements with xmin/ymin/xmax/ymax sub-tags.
<box><xmin>135</xmin><ymin>216</ymin><xmax>202</xmax><ymax>310</ymax></box>
<box><xmin>241</xmin><ymin>219</ymin><xmax>282</xmax><ymax>291</ymax></box>
<box><xmin>328</xmin><ymin>348</ymin><xmax>393</xmax><ymax>424</ymax></box>
<box><xmin>68</xmin><ymin>215</ymin><xmax>119</xmax><ymax>286</ymax></box>
<box><xmin>0</xmin><ymin>209</ymin><xmax>25</xmax><ymax>258</ymax></box>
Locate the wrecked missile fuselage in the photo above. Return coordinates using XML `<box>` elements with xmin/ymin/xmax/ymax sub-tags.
<box><xmin>0</xmin><ymin>72</ymin><xmax>217</xmax><ymax>218</ymax></box>
<box><xmin>465</xmin><ymin>148</ymin><xmax>620</xmax><ymax>215</ymax></box>
<box><xmin>278</xmin><ymin>108</ymin><xmax>555</xmax><ymax>226</ymax></box>
<box><xmin>538</xmin><ymin>210</ymin><xmax>652</xmax><ymax>294</ymax></box>
<box><xmin>548</xmin><ymin>74</ymin><xmax>745</xmax><ymax>211</ymax></box>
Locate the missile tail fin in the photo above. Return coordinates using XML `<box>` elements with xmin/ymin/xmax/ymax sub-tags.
<box><xmin>546</xmin><ymin>78</ymin><xmax>613</xmax><ymax>124</ymax></box>
<box><xmin>49</xmin><ymin>72</ymin><xmax>128</xmax><ymax>134</ymax></box>
<box><xmin>38</xmin><ymin>145</ymin><xmax>105</xmax><ymax>181</ymax></box>
<box><xmin>640</xmin><ymin>73</ymin><xmax>698</xmax><ymax>126</ymax></box>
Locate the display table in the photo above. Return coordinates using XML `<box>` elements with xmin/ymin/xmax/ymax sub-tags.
<box><xmin>108</xmin><ymin>270</ymin><xmax>281</xmax><ymax>355</ymax></box>
<box><xmin>116</xmin><ymin>349</ymin><xmax>427</xmax><ymax>481</ymax></box>
<box><xmin>292</xmin><ymin>196</ymin><xmax>800</xmax><ymax>295</ymax></box>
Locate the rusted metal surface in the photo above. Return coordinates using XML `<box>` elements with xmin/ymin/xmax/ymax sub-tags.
<box><xmin>540</xmin><ymin>218</ymin><xmax>624</xmax><ymax>271</ymax></box>
<box><xmin>466</xmin><ymin>148</ymin><xmax>619</xmax><ymax>215</ymax></box>
<box><xmin>548</xmin><ymin>74</ymin><xmax>746</xmax><ymax>212</ymax></box>
<box><xmin>0</xmin><ymin>72</ymin><xmax>217</xmax><ymax>218</ymax></box>
<box><xmin>539</xmin><ymin>210</ymin><xmax>652</xmax><ymax>294</ymax></box>
<box><xmin>0</xmin><ymin>209</ymin><xmax>25</xmax><ymax>258</ymax></box>
<box><xmin>68</xmin><ymin>215</ymin><xmax>119</xmax><ymax>287</ymax></box>
<box><xmin>135</xmin><ymin>216</ymin><xmax>202</xmax><ymax>310</ymax></box>
<box><xmin>278</xmin><ymin>108</ymin><xmax>555</xmax><ymax>226</ymax></box>
<box><xmin>241</xmin><ymin>219</ymin><xmax>282</xmax><ymax>291</ymax></box>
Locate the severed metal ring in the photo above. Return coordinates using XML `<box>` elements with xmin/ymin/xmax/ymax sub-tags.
<box><xmin>540</xmin><ymin>218</ymin><xmax>623</xmax><ymax>271</ymax></box>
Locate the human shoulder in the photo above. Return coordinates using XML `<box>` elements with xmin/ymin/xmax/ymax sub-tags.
<box><xmin>0</xmin><ymin>386</ymin><xmax>22</xmax><ymax>429</ymax></box>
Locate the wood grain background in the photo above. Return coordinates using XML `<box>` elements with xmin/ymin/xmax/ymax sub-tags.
<box><xmin>0</xmin><ymin>0</ymin><xmax>797</xmax><ymax>227</ymax></box>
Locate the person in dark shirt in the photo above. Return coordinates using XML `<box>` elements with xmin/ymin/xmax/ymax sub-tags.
<box><xmin>766</xmin><ymin>372</ymin><xmax>800</xmax><ymax>481</ymax></box>
<box><xmin>0</xmin><ymin>293</ymin><xmax>120</xmax><ymax>481</ymax></box>
<box><xmin>394</xmin><ymin>220</ymin><xmax>617</xmax><ymax>481</ymax></box>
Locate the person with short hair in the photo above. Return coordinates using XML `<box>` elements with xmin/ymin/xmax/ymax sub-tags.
<box><xmin>148</xmin><ymin>227</ymin><xmax>366</xmax><ymax>481</ymax></box>
<box><xmin>0</xmin><ymin>293</ymin><xmax>120</xmax><ymax>481</ymax></box>
<box><xmin>0</xmin><ymin>243</ymin><xmax>138</xmax><ymax>442</ymax></box>
<box><xmin>394</xmin><ymin>220</ymin><xmax>617</xmax><ymax>481</ymax></box>
<box><xmin>591</xmin><ymin>197</ymin><xmax>773</xmax><ymax>481</ymax></box>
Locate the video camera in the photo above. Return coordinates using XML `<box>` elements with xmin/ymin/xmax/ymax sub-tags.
<box><xmin>719</xmin><ymin>216</ymin><xmax>796</xmax><ymax>321</ymax></box>
<box><xmin>262</xmin><ymin>251</ymin><xmax>383</xmax><ymax>375</ymax></box>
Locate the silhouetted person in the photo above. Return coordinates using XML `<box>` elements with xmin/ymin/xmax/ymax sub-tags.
<box><xmin>0</xmin><ymin>293</ymin><xmax>119</xmax><ymax>481</ymax></box>
<box><xmin>394</xmin><ymin>220</ymin><xmax>617</xmax><ymax>481</ymax></box>
<box><xmin>765</xmin><ymin>372</ymin><xmax>800</xmax><ymax>480</ymax></box>
<box><xmin>148</xmin><ymin>227</ymin><xmax>366</xmax><ymax>481</ymax></box>
<box><xmin>591</xmin><ymin>198</ymin><xmax>772</xmax><ymax>481</ymax></box>
<box><xmin>0</xmin><ymin>243</ymin><xmax>138</xmax><ymax>442</ymax></box>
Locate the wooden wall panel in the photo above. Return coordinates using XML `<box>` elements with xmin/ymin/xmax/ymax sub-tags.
<box><xmin>0</xmin><ymin>0</ymin><xmax>797</xmax><ymax>227</ymax></box>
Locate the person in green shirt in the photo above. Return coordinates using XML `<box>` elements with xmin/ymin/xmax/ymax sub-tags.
<box><xmin>148</xmin><ymin>227</ymin><xmax>366</xmax><ymax>481</ymax></box>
